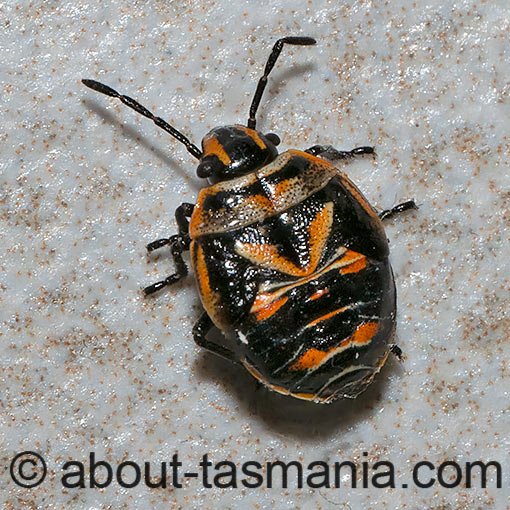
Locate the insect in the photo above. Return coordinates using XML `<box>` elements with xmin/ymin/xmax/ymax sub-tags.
<box><xmin>82</xmin><ymin>36</ymin><xmax>416</xmax><ymax>403</ymax></box>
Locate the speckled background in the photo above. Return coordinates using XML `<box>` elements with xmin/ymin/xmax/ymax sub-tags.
<box><xmin>1</xmin><ymin>0</ymin><xmax>509</xmax><ymax>509</ymax></box>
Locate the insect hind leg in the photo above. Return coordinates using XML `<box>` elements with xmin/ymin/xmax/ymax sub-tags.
<box><xmin>390</xmin><ymin>344</ymin><xmax>404</xmax><ymax>361</ymax></box>
<box><xmin>193</xmin><ymin>312</ymin><xmax>239</xmax><ymax>364</ymax></box>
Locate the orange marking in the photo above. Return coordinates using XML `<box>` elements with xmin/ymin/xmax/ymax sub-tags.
<box><xmin>290</xmin><ymin>322</ymin><xmax>378</xmax><ymax>371</ymax></box>
<box><xmin>189</xmin><ymin>198</ymin><xmax>204</xmax><ymax>239</ymax></box>
<box><xmin>190</xmin><ymin>190</ymin><xmax>276</xmax><ymax>240</ymax></box>
<box><xmin>235</xmin><ymin>202</ymin><xmax>333</xmax><ymax>276</ymax></box>
<box><xmin>247</xmin><ymin>247</ymin><xmax>352</xmax><ymax>314</ymax></box>
<box><xmin>243</xmin><ymin>194</ymin><xmax>275</xmax><ymax>214</ymax></box>
<box><xmin>251</xmin><ymin>292</ymin><xmax>273</xmax><ymax>311</ymax></box>
<box><xmin>338</xmin><ymin>250</ymin><xmax>367</xmax><ymax>275</ymax></box>
<box><xmin>246</xmin><ymin>247</ymin><xmax>369</xmax><ymax>315</ymax></box>
<box><xmin>288</xmin><ymin>148</ymin><xmax>331</xmax><ymax>166</ymax></box>
<box><xmin>274</xmin><ymin>178</ymin><xmax>293</xmax><ymax>198</ymax></box>
<box><xmin>236</xmin><ymin>125</ymin><xmax>266</xmax><ymax>149</ymax></box>
<box><xmin>236</xmin><ymin>242</ymin><xmax>303</xmax><ymax>276</ymax></box>
<box><xmin>292</xmin><ymin>392</ymin><xmax>318</xmax><ymax>400</ymax></box>
<box><xmin>253</xmin><ymin>296</ymin><xmax>288</xmax><ymax>321</ymax></box>
<box><xmin>203</xmin><ymin>135</ymin><xmax>231</xmax><ymax>165</ymax></box>
<box><xmin>242</xmin><ymin>358</ymin><xmax>317</xmax><ymax>401</ymax></box>
<box><xmin>195</xmin><ymin>243</ymin><xmax>213</xmax><ymax>305</ymax></box>
<box><xmin>341</xmin><ymin>257</ymin><xmax>366</xmax><ymax>274</ymax></box>
<box><xmin>305</xmin><ymin>305</ymin><xmax>349</xmax><ymax>329</ymax></box>
<box><xmin>192</xmin><ymin>242</ymin><xmax>227</xmax><ymax>330</ymax></box>
<box><xmin>308</xmin><ymin>288</ymin><xmax>329</xmax><ymax>301</ymax></box>
<box><xmin>308</xmin><ymin>202</ymin><xmax>334</xmax><ymax>273</ymax></box>
<box><xmin>350</xmin><ymin>322</ymin><xmax>378</xmax><ymax>346</ymax></box>
<box><xmin>290</xmin><ymin>347</ymin><xmax>330</xmax><ymax>371</ymax></box>
<box><xmin>188</xmin><ymin>151</ymin><xmax>341</xmax><ymax>238</ymax></box>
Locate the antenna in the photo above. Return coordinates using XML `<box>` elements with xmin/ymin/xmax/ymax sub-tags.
<box><xmin>247</xmin><ymin>36</ymin><xmax>316</xmax><ymax>130</ymax></box>
<box><xmin>82</xmin><ymin>79</ymin><xmax>203</xmax><ymax>160</ymax></box>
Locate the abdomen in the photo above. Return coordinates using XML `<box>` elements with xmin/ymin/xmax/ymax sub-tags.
<box><xmin>238</xmin><ymin>252</ymin><xmax>396</xmax><ymax>403</ymax></box>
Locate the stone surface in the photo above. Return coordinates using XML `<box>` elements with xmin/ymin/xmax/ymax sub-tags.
<box><xmin>1</xmin><ymin>0</ymin><xmax>509</xmax><ymax>508</ymax></box>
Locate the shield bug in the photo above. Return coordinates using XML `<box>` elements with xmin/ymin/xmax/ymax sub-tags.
<box><xmin>82</xmin><ymin>37</ymin><xmax>416</xmax><ymax>403</ymax></box>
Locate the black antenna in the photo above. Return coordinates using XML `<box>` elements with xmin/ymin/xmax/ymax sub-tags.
<box><xmin>82</xmin><ymin>79</ymin><xmax>203</xmax><ymax>160</ymax></box>
<box><xmin>247</xmin><ymin>36</ymin><xmax>317</xmax><ymax>130</ymax></box>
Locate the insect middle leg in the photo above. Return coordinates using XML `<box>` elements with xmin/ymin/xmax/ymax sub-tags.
<box><xmin>144</xmin><ymin>202</ymin><xmax>194</xmax><ymax>295</ymax></box>
<box><xmin>305</xmin><ymin>144</ymin><xmax>374</xmax><ymax>160</ymax></box>
<box><xmin>146</xmin><ymin>202</ymin><xmax>194</xmax><ymax>251</ymax></box>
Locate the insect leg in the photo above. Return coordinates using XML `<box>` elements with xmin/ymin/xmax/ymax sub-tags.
<box><xmin>175</xmin><ymin>202</ymin><xmax>194</xmax><ymax>235</ymax></box>
<box><xmin>144</xmin><ymin>235</ymin><xmax>190</xmax><ymax>295</ymax></box>
<box><xmin>390</xmin><ymin>344</ymin><xmax>404</xmax><ymax>360</ymax></box>
<box><xmin>247</xmin><ymin>36</ymin><xmax>316</xmax><ymax>130</ymax></box>
<box><xmin>192</xmin><ymin>312</ymin><xmax>239</xmax><ymax>363</ymax></box>
<box><xmin>379</xmin><ymin>200</ymin><xmax>418</xmax><ymax>221</ymax></box>
<box><xmin>305</xmin><ymin>144</ymin><xmax>374</xmax><ymax>159</ymax></box>
<box><xmin>146</xmin><ymin>203</ymin><xmax>194</xmax><ymax>252</ymax></box>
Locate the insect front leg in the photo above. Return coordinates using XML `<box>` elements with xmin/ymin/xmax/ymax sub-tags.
<box><xmin>305</xmin><ymin>144</ymin><xmax>374</xmax><ymax>160</ymax></box>
<box><xmin>144</xmin><ymin>202</ymin><xmax>194</xmax><ymax>295</ymax></box>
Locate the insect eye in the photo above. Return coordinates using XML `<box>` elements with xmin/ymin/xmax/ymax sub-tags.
<box><xmin>197</xmin><ymin>160</ymin><xmax>214</xmax><ymax>178</ymax></box>
<box><xmin>265</xmin><ymin>133</ymin><xmax>281</xmax><ymax>146</ymax></box>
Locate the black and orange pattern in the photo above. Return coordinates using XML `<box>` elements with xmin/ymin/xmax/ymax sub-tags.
<box><xmin>83</xmin><ymin>36</ymin><xmax>415</xmax><ymax>404</ymax></box>
<box><xmin>190</xmin><ymin>150</ymin><xmax>396</xmax><ymax>402</ymax></box>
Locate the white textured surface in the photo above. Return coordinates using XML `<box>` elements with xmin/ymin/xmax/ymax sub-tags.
<box><xmin>1</xmin><ymin>1</ymin><xmax>509</xmax><ymax>508</ymax></box>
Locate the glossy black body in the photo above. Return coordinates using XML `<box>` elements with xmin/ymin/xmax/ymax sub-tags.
<box><xmin>190</xmin><ymin>151</ymin><xmax>397</xmax><ymax>402</ymax></box>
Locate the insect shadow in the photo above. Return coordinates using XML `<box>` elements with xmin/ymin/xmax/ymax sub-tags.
<box><xmin>193</xmin><ymin>335</ymin><xmax>405</xmax><ymax>440</ymax></box>
<box><xmin>82</xmin><ymin>99</ymin><xmax>199</xmax><ymax>188</ymax></box>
